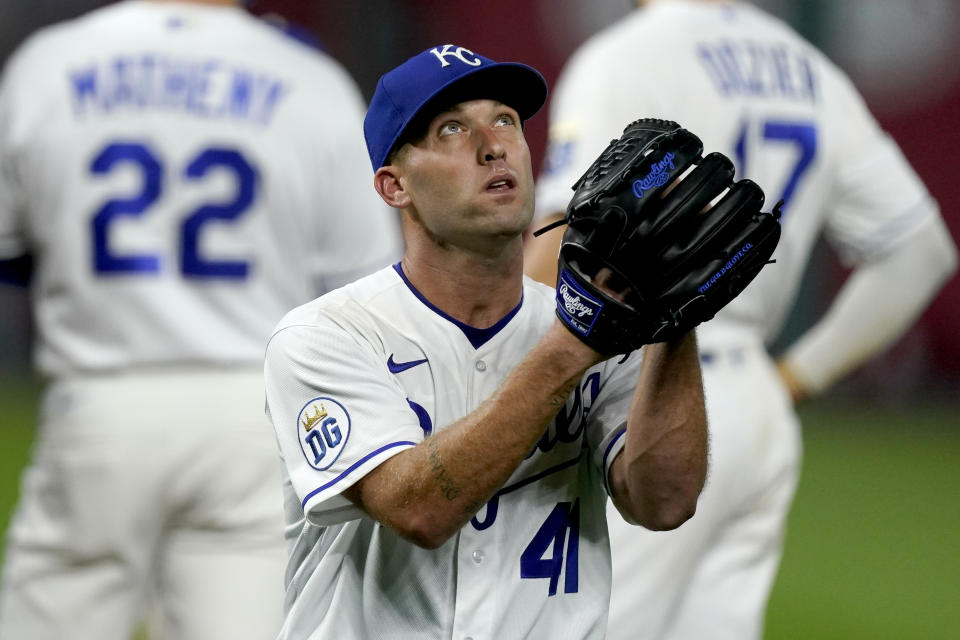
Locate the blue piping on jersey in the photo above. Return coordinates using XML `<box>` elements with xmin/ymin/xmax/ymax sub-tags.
<box><xmin>601</xmin><ymin>428</ymin><xmax>627</xmax><ymax>495</ymax></box>
<box><xmin>264</xmin><ymin>17</ymin><xmax>328</xmax><ymax>53</ymax></box>
<box><xmin>471</xmin><ymin>451</ymin><xmax>586</xmax><ymax>529</ymax></box>
<box><xmin>301</xmin><ymin>440</ymin><xmax>416</xmax><ymax>508</ymax></box>
<box><xmin>393</xmin><ymin>262</ymin><xmax>522</xmax><ymax>349</ymax></box>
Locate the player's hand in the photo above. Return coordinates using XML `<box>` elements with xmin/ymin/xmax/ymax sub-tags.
<box><xmin>591</xmin><ymin>267</ymin><xmax>632</xmax><ymax>303</ymax></box>
<box><xmin>776</xmin><ymin>359</ymin><xmax>807</xmax><ymax>405</ymax></box>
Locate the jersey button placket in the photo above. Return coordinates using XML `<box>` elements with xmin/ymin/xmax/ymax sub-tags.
<box><xmin>475</xmin><ymin>359</ymin><xmax>487</xmax><ymax>372</ymax></box>
<box><xmin>453</xmin><ymin>527</ymin><xmax>494</xmax><ymax>640</ymax></box>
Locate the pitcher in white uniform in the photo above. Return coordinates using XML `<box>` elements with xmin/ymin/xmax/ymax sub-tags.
<box><xmin>525</xmin><ymin>2</ymin><xmax>958</xmax><ymax>639</ymax></box>
<box><xmin>0</xmin><ymin>2</ymin><xmax>401</xmax><ymax>639</ymax></box>
<box><xmin>263</xmin><ymin>44</ymin><xmax>710</xmax><ymax>640</ymax></box>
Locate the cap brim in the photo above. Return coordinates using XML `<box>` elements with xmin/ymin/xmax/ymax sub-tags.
<box><xmin>387</xmin><ymin>62</ymin><xmax>547</xmax><ymax>164</ymax></box>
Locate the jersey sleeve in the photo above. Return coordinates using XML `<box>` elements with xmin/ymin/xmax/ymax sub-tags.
<box><xmin>823</xmin><ymin>71</ymin><xmax>939</xmax><ymax>265</ymax></box>
<box><xmin>582</xmin><ymin>349</ymin><xmax>644</xmax><ymax>495</ymax></box>
<box><xmin>264</xmin><ymin>315</ymin><xmax>424</xmax><ymax>526</ymax></box>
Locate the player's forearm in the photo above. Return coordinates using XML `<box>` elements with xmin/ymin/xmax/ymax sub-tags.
<box><xmin>346</xmin><ymin>322</ymin><xmax>601</xmax><ymax>548</ymax></box>
<box><xmin>610</xmin><ymin>331</ymin><xmax>707</xmax><ymax>530</ymax></box>
<box><xmin>780</xmin><ymin>216</ymin><xmax>957</xmax><ymax>398</ymax></box>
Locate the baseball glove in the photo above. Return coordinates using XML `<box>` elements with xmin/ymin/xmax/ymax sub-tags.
<box><xmin>541</xmin><ymin>118</ymin><xmax>782</xmax><ymax>355</ymax></box>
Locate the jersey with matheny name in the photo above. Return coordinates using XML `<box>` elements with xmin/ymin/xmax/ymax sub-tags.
<box><xmin>264</xmin><ymin>264</ymin><xmax>642</xmax><ymax>640</ymax></box>
<box><xmin>535</xmin><ymin>0</ymin><xmax>938</xmax><ymax>346</ymax></box>
<box><xmin>0</xmin><ymin>1</ymin><xmax>400</xmax><ymax>377</ymax></box>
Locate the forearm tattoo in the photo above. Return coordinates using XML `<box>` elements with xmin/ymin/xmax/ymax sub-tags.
<box><xmin>427</xmin><ymin>437</ymin><xmax>462</xmax><ymax>501</ymax></box>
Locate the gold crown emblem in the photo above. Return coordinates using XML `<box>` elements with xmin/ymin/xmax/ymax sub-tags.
<box><xmin>301</xmin><ymin>403</ymin><xmax>328</xmax><ymax>431</ymax></box>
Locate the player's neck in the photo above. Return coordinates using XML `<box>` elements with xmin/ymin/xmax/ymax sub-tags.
<box><xmin>399</xmin><ymin>241</ymin><xmax>525</xmax><ymax>329</ymax></box>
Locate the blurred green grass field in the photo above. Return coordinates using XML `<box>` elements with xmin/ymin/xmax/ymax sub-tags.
<box><xmin>0</xmin><ymin>378</ymin><xmax>957</xmax><ymax>638</ymax></box>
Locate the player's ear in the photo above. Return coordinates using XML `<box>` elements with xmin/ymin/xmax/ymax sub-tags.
<box><xmin>374</xmin><ymin>166</ymin><xmax>411</xmax><ymax>210</ymax></box>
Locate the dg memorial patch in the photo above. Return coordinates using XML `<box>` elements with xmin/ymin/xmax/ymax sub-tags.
<box><xmin>297</xmin><ymin>397</ymin><xmax>351</xmax><ymax>471</ymax></box>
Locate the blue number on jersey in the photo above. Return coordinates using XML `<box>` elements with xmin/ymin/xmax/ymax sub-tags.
<box><xmin>181</xmin><ymin>149</ymin><xmax>256</xmax><ymax>278</ymax></box>
<box><xmin>520</xmin><ymin>499</ymin><xmax>580</xmax><ymax>596</ymax></box>
<box><xmin>90</xmin><ymin>141</ymin><xmax>258</xmax><ymax>278</ymax></box>
<box><xmin>91</xmin><ymin>143</ymin><xmax>163</xmax><ymax>274</ymax></box>
<box><xmin>734</xmin><ymin>118</ymin><xmax>817</xmax><ymax>217</ymax></box>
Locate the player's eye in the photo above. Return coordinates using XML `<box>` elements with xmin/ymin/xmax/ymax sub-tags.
<box><xmin>438</xmin><ymin>121</ymin><xmax>464</xmax><ymax>137</ymax></box>
<box><xmin>494</xmin><ymin>113</ymin><xmax>517</xmax><ymax>128</ymax></box>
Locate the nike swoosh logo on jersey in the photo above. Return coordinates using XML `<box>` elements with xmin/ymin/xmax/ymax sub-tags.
<box><xmin>387</xmin><ymin>354</ymin><xmax>428</xmax><ymax>374</ymax></box>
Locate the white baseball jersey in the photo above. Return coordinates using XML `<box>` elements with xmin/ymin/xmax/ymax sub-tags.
<box><xmin>0</xmin><ymin>0</ymin><xmax>401</xmax><ymax>377</ymax></box>
<box><xmin>264</xmin><ymin>263</ymin><xmax>645</xmax><ymax>640</ymax></box>
<box><xmin>536</xmin><ymin>0</ymin><xmax>938</xmax><ymax>346</ymax></box>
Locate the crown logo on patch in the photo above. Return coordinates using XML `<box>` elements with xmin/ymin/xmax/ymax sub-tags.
<box><xmin>302</xmin><ymin>404</ymin><xmax>328</xmax><ymax>431</ymax></box>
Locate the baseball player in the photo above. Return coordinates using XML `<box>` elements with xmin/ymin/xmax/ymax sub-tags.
<box><xmin>0</xmin><ymin>1</ymin><xmax>401</xmax><ymax>639</ymax></box>
<box><xmin>525</xmin><ymin>1</ymin><xmax>958</xmax><ymax>639</ymax></box>
<box><xmin>263</xmin><ymin>45</ymin><xmax>712</xmax><ymax>639</ymax></box>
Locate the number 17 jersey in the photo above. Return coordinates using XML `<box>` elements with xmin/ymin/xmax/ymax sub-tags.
<box><xmin>535</xmin><ymin>1</ymin><xmax>937</xmax><ymax>346</ymax></box>
<box><xmin>0</xmin><ymin>1</ymin><xmax>400</xmax><ymax>376</ymax></box>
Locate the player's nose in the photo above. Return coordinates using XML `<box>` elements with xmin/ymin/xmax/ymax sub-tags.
<box><xmin>477</xmin><ymin>128</ymin><xmax>507</xmax><ymax>164</ymax></box>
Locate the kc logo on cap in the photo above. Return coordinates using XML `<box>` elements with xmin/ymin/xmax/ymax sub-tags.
<box><xmin>429</xmin><ymin>45</ymin><xmax>482</xmax><ymax>68</ymax></box>
<box><xmin>363</xmin><ymin>44</ymin><xmax>548</xmax><ymax>170</ymax></box>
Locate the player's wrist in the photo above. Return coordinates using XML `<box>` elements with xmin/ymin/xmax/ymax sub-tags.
<box><xmin>544</xmin><ymin>319</ymin><xmax>606</xmax><ymax>367</ymax></box>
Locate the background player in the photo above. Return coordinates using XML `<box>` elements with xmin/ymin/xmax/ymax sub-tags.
<box><xmin>525</xmin><ymin>1</ymin><xmax>958</xmax><ymax>638</ymax></box>
<box><xmin>263</xmin><ymin>44</ymin><xmax>710</xmax><ymax>639</ymax></box>
<box><xmin>0</xmin><ymin>1</ymin><xmax>401</xmax><ymax>639</ymax></box>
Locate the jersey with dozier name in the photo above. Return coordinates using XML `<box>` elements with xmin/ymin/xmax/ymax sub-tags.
<box><xmin>0</xmin><ymin>1</ymin><xmax>399</xmax><ymax>376</ymax></box>
<box><xmin>264</xmin><ymin>264</ymin><xmax>642</xmax><ymax>640</ymax></box>
<box><xmin>535</xmin><ymin>1</ymin><xmax>937</xmax><ymax>345</ymax></box>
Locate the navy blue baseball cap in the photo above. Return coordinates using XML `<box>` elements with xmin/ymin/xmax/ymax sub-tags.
<box><xmin>364</xmin><ymin>44</ymin><xmax>548</xmax><ymax>170</ymax></box>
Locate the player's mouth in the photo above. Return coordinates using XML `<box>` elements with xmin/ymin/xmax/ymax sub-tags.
<box><xmin>484</xmin><ymin>174</ymin><xmax>516</xmax><ymax>192</ymax></box>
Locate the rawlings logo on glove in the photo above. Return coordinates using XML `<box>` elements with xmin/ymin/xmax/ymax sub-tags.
<box><xmin>632</xmin><ymin>152</ymin><xmax>676</xmax><ymax>198</ymax></box>
<box><xmin>556</xmin><ymin>272</ymin><xmax>603</xmax><ymax>336</ymax></box>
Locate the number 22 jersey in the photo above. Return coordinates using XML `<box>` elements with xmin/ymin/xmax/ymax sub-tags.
<box><xmin>0</xmin><ymin>1</ymin><xmax>400</xmax><ymax>376</ymax></box>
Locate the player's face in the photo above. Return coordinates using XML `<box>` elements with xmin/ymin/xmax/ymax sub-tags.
<box><xmin>396</xmin><ymin>99</ymin><xmax>535</xmax><ymax>250</ymax></box>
